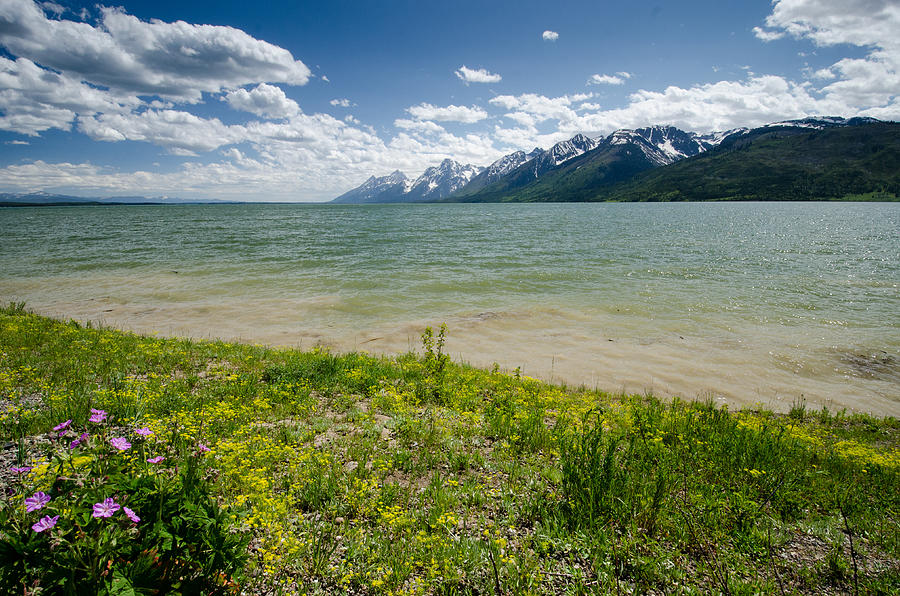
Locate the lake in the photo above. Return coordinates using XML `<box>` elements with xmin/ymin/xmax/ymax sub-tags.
<box><xmin>1</xmin><ymin>201</ymin><xmax>898</xmax><ymax>415</ymax></box>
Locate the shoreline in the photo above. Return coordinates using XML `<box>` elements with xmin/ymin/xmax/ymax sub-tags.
<box><xmin>16</xmin><ymin>301</ymin><xmax>900</xmax><ymax>418</ymax></box>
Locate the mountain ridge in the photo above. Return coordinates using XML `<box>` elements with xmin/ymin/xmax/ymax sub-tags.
<box><xmin>330</xmin><ymin>116</ymin><xmax>896</xmax><ymax>204</ymax></box>
<box><xmin>331</xmin><ymin>122</ymin><xmax>740</xmax><ymax>203</ymax></box>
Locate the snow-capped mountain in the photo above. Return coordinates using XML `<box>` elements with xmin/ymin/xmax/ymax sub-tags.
<box><xmin>607</xmin><ymin>125</ymin><xmax>717</xmax><ymax>166</ymax></box>
<box><xmin>697</xmin><ymin>128</ymin><xmax>749</xmax><ymax>147</ymax></box>
<box><xmin>484</xmin><ymin>150</ymin><xmax>530</xmax><ymax>179</ymax></box>
<box><xmin>330</xmin><ymin>159</ymin><xmax>482</xmax><ymax>203</ymax></box>
<box><xmin>457</xmin><ymin>147</ymin><xmax>542</xmax><ymax>194</ymax></box>
<box><xmin>331</xmin><ymin>170</ymin><xmax>411</xmax><ymax>204</ymax></box>
<box><xmin>527</xmin><ymin>133</ymin><xmax>599</xmax><ymax>177</ymax></box>
<box><xmin>332</xmin><ymin>117</ymin><xmax>890</xmax><ymax>203</ymax></box>
<box><xmin>406</xmin><ymin>159</ymin><xmax>482</xmax><ymax>200</ymax></box>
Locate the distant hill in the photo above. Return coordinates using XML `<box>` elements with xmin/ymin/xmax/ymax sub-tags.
<box><xmin>0</xmin><ymin>192</ymin><xmax>237</xmax><ymax>206</ymax></box>
<box><xmin>593</xmin><ymin>119</ymin><xmax>900</xmax><ymax>202</ymax></box>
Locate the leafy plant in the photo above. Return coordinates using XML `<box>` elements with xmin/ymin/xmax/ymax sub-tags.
<box><xmin>0</xmin><ymin>415</ymin><xmax>249</xmax><ymax>594</ymax></box>
<box><xmin>418</xmin><ymin>324</ymin><xmax>449</xmax><ymax>403</ymax></box>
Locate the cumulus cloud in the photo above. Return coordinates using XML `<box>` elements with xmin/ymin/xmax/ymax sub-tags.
<box><xmin>0</xmin><ymin>56</ymin><xmax>139</xmax><ymax>135</ymax></box>
<box><xmin>330</xmin><ymin>98</ymin><xmax>352</xmax><ymax>107</ymax></box>
<box><xmin>0</xmin><ymin>0</ymin><xmax>311</xmax><ymax>102</ymax></box>
<box><xmin>759</xmin><ymin>0</ymin><xmax>899</xmax><ymax>51</ymax></box>
<box><xmin>489</xmin><ymin>93</ymin><xmax>587</xmax><ymax>124</ymax></box>
<box><xmin>224</xmin><ymin>83</ymin><xmax>300</xmax><ymax>119</ymax></box>
<box><xmin>78</xmin><ymin>109</ymin><xmax>243</xmax><ymax>153</ymax></box>
<box><xmin>542</xmin><ymin>30</ymin><xmax>559</xmax><ymax>41</ymax></box>
<box><xmin>393</xmin><ymin>118</ymin><xmax>446</xmax><ymax>134</ymax></box>
<box><xmin>455</xmin><ymin>65</ymin><xmax>502</xmax><ymax>84</ymax></box>
<box><xmin>755</xmin><ymin>0</ymin><xmax>900</xmax><ymax>111</ymax></box>
<box><xmin>406</xmin><ymin>103</ymin><xmax>488</xmax><ymax>123</ymax></box>
<box><xmin>486</xmin><ymin>75</ymin><xmax>841</xmax><ymax>150</ymax></box>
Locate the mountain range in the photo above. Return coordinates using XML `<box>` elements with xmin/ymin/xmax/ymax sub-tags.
<box><xmin>330</xmin><ymin>117</ymin><xmax>899</xmax><ymax>203</ymax></box>
<box><xmin>331</xmin><ymin>159</ymin><xmax>481</xmax><ymax>203</ymax></box>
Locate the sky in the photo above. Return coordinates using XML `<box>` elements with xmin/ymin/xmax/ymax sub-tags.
<box><xmin>0</xmin><ymin>0</ymin><xmax>898</xmax><ymax>202</ymax></box>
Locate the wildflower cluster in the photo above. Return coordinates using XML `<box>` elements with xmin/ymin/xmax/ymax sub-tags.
<box><xmin>0</xmin><ymin>410</ymin><xmax>249</xmax><ymax>593</ymax></box>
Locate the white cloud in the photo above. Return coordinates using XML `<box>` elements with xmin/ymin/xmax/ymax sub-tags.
<box><xmin>5</xmin><ymin>139</ymin><xmax>29</xmax><ymax>145</ymax></box>
<box><xmin>760</xmin><ymin>0</ymin><xmax>899</xmax><ymax>51</ymax></box>
<box><xmin>224</xmin><ymin>83</ymin><xmax>300</xmax><ymax>119</ymax></box>
<box><xmin>487</xmin><ymin>74</ymin><xmax>848</xmax><ymax>149</ymax></box>
<box><xmin>0</xmin><ymin>0</ymin><xmax>311</xmax><ymax>102</ymax></box>
<box><xmin>810</xmin><ymin>67</ymin><xmax>836</xmax><ymax>80</ymax></box>
<box><xmin>0</xmin><ymin>56</ymin><xmax>139</xmax><ymax>135</ymax></box>
<box><xmin>542</xmin><ymin>30</ymin><xmax>559</xmax><ymax>41</ymax></box>
<box><xmin>330</xmin><ymin>98</ymin><xmax>352</xmax><ymax>107</ymax></box>
<box><xmin>756</xmin><ymin>0</ymin><xmax>900</xmax><ymax>111</ymax></box>
<box><xmin>589</xmin><ymin>73</ymin><xmax>627</xmax><ymax>85</ymax></box>
<box><xmin>455</xmin><ymin>65</ymin><xmax>502</xmax><ymax>84</ymax></box>
<box><xmin>39</xmin><ymin>1</ymin><xmax>63</xmax><ymax>16</ymax></box>
<box><xmin>752</xmin><ymin>26</ymin><xmax>785</xmax><ymax>42</ymax></box>
<box><xmin>406</xmin><ymin>103</ymin><xmax>488</xmax><ymax>123</ymax></box>
<box><xmin>602</xmin><ymin>76</ymin><xmax>836</xmax><ymax>132</ymax></box>
<box><xmin>489</xmin><ymin>93</ymin><xmax>584</xmax><ymax>124</ymax></box>
<box><xmin>393</xmin><ymin>118</ymin><xmax>446</xmax><ymax>134</ymax></box>
<box><xmin>78</xmin><ymin>109</ymin><xmax>243</xmax><ymax>153</ymax></box>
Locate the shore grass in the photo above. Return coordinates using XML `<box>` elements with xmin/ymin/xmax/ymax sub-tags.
<box><xmin>1</xmin><ymin>304</ymin><xmax>898</xmax><ymax>594</ymax></box>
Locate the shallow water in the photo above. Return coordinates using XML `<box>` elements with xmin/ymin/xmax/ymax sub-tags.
<box><xmin>1</xmin><ymin>202</ymin><xmax>898</xmax><ymax>415</ymax></box>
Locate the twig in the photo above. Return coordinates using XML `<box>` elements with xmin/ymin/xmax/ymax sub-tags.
<box><xmin>487</xmin><ymin>543</ymin><xmax>503</xmax><ymax>596</ymax></box>
<box><xmin>838</xmin><ymin>501</ymin><xmax>861</xmax><ymax>596</ymax></box>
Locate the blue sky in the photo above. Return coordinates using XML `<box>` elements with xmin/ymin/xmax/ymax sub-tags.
<box><xmin>0</xmin><ymin>0</ymin><xmax>897</xmax><ymax>201</ymax></box>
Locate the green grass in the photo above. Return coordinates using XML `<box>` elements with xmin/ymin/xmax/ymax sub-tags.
<box><xmin>1</xmin><ymin>303</ymin><xmax>898</xmax><ymax>594</ymax></box>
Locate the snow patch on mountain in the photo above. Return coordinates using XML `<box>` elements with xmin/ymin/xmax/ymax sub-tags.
<box><xmin>331</xmin><ymin>170</ymin><xmax>411</xmax><ymax>203</ymax></box>
<box><xmin>764</xmin><ymin>116</ymin><xmax>880</xmax><ymax>130</ymax></box>
<box><xmin>408</xmin><ymin>159</ymin><xmax>482</xmax><ymax>199</ymax></box>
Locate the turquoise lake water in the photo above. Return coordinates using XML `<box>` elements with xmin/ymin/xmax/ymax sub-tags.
<box><xmin>1</xmin><ymin>202</ymin><xmax>898</xmax><ymax>414</ymax></box>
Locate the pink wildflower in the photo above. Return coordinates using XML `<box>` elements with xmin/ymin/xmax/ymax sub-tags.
<box><xmin>123</xmin><ymin>507</ymin><xmax>140</xmax><ymax>523</ymax></box>
<box><xmin>134</xmin><ymin>427</ymin><xmax>153</xmax><ymax>437</ymax></box>
<box><xmin>146</xmin><ymin>456</ymin><xmax>165</xmax><ymax>464</ymax></box>
<box><xmin>92</xmin><ymin>498</ymin><xmax>120</xmax><ymax>518</ymax></box>
<box><xmin>109</xmin><ymin>437</ymin><xmax>131</xmax><ymax>451</ymax></box>
<box><xmin>89</xmin><ymin>409</ymin><xmax>107</xmax><ymax>423</ymax></box>
<box><xmin>25</xmin><ymin>491</ymin><xmax>50</xmax><ymax>513</ymax></box>
<box><xmin>53</xmin><ymin>419</ymin><xmax>72</xmax><ymax>432</ymax></box>
<box><xmin>32</xmin><ymin>515</ymin><xmax>59</xmax><ymax>533</ymax></box>
<box><xmin>197</xmin><ymin>442</ymin><xmax>210</xmax><ymax>453</ymax></box>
